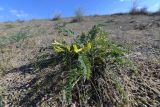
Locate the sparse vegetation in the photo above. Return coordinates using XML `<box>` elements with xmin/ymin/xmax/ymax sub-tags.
<box><xmin>0</xmin><ymin>62</ymin><xmax>7</xmax><ymax>76</ymax></box>
<box><xmin>0</xmin><ymin>31</ymin><xmax>31</xmax><ymax>46</ymax></box>
<box><xmin>4</xmin><ymin>24</ymin><xmax>14</xmax><ymax>29</ymax></box>
<box><xmin>0</xmin><ymin>13</ymin><xmax>159</xmax><ymax>107</ymax></box>
<box><xmin>10</xmin><ymin>32</ymin><xmax>29</xmax><ymax>43</ymax></box>
<box><xmin>0</xmin><ymin>46</ymin><xmax>13</xmax><ymax>76</ymax></box>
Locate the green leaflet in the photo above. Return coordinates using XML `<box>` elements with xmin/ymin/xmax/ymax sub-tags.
<box><xmin>65</xmin><ymin>69</ymin><xmax>81</xmax><ymax>103</ymax></box>
<box><xmin>78</xmin><ymin>54</ymin><xmax>91</xmax><ymax>80</ymax></box>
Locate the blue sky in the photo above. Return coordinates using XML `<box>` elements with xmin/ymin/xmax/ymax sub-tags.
<box><xmin>0</xmin><ymin>0</ymin><xmax>159</xmax><ymax>22</ymax></box>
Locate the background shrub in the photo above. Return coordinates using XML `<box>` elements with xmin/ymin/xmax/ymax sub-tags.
<box><xmin>129</xmin><ymin>7</ymin><xmax>149</xmax><ymax>15</ymax></box>
<box><xmin>71</xmin><ymin>8</ymin><xmax>84</xmax><ymax>23</ymax></box>
<box><xmin>129</xmin><ymin>0</ymin><xmax>149</xmax><ymax>15</ymax></box>
<box><xmin>52</xmin><ymin>13</ymin><xmax>62</xmax><ymax>21</ymax></box>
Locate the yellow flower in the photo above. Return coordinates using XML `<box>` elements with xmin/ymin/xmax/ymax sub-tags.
<box><xmin>66</xmin><ymin>45</ymin><xmax>71</xmax><ymax>52</ymax></box>
<box><xmin>73</xmin><ymin>44</ymin><xmax>82</xmax><ymax>53</ymax></box>
<box><xmin>52</xmin><ymin>40</ymin><xmax>65</xmax><ymax>52</ymax></box>
<box><xmin>87</xmin><ymin>42</ymin><xmax>92</xmax><ymax>50</ymax></box>
<box><xmin>54</xmin><ymin>46</ymin><xmax>64</xmax><ymax>52</ymax></box>
<box><xmin>52</xmin><ymin>40</ymin><xmax>63</xmax><ymax>46</ymax></box>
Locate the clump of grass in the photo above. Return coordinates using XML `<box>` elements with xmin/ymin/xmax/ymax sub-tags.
<box><xmin>10</xmin><ymin>31</ymin><xmax>28</xmax><ymax>43</ymax></box>
<box><xmin>52</xmin><ymin>25</ymin><xmax>136</xmax><ymax>106</ymax></box>
<box><xmin>55</xmin><ymin>25</ymin><xmax>75</xmax><ymax>37</ymax></box>
<box><xmin>4</xmin><ymin>24</ymin><xmax>14</xmax><ymax>29</ymax></box>
<box><xmin>0</xmin><ymin>46</ymin><xmax>13</xmax><ymax>76</ymax></box>
<box><xmin>71</xmin><ymin>8</ymin><xmax>84</xmax><ymax>23</ymax></box>
<box><xmin>0</xmin><ymin>31</ymin><xmax>31</xmax><ymax>46</ymax></box>
<box><xmin>0</xmin><ymin>37</ymin><xmax>9</xmax><ymax>46</ymax></box>
<box><xmin>0</xmin><ymin>63</ymin><xmax>7</xmax><ymax>76</ymax></box>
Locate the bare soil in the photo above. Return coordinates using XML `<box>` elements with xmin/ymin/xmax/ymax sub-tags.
<box><xmin>0</xmin><ymin>14</ymin><xmax>160</xmax><ymax>107</ymax></box>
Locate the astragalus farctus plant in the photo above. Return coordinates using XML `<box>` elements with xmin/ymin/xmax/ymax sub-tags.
<box><xmin>53</xmin><ymin>25</ymin><xmax>136</xmax><ymax>106</ymax></box>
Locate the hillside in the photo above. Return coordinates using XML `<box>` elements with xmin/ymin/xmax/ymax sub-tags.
<box><xmin>0</xmin><ymin>14</ymin><xmax>160</xmax><ymax>107</ymax></box>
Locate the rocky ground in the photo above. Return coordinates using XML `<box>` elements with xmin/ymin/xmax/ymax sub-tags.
<box><xmin>0</xmin><ymin>14</ymin><xmax>160</xmax><ymax>107</ymax></box>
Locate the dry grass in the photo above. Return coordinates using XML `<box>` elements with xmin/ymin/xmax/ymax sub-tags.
<box><xmin>0</xmin><ymin>14</ymin><xmax>159</xmax><ymax>106</ymax></box>
<box><xmin>0</xmin><ymin>47</ymin><xmax>14</xmax><ymax>76</ymax></box>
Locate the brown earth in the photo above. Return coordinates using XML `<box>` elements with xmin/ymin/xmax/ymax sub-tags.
<box><xmin>0</xmin><ymin>14</ymin><xmax>160</xmax><ymax>107</ymax></box>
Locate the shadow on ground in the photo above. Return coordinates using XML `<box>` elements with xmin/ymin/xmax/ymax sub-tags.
<box><xmin>6</xmin><ymin>55</ymin><xmax>65</xmax><ymax>106</ymax></box>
